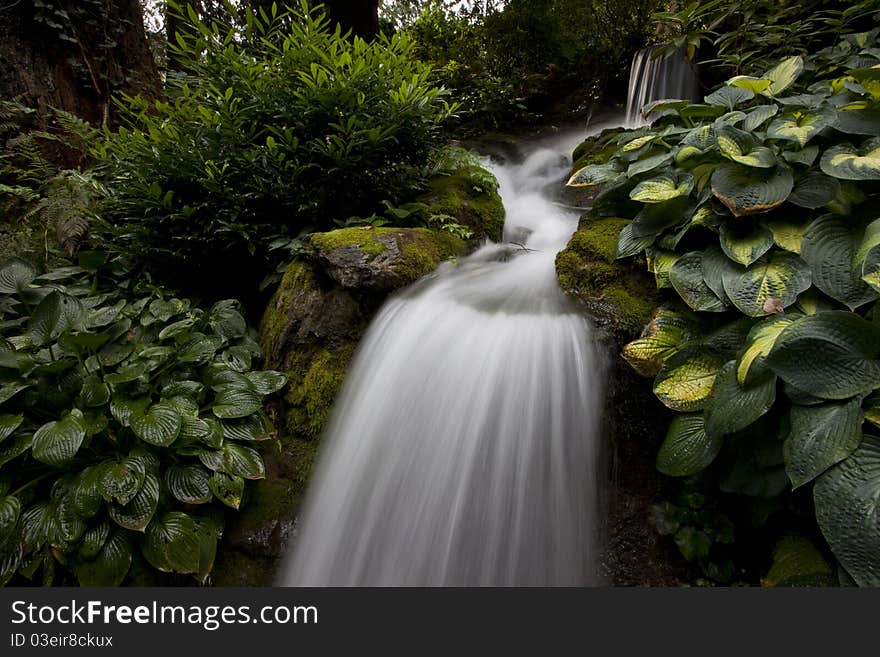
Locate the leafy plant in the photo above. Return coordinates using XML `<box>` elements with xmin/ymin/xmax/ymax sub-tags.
<box><xmin>92</xmin><ymin>1</ymin><xmax>455</xmax><ymax>291</ymax></box>
<box><xmin>569</xmin><ymin>31</ymin><xmax>880</xmax><ymax>585</ymax></box>
<box><xmin>0</xmin><ymin>256</ymin><xmax>286</xmax><ymax>586</ymax></box>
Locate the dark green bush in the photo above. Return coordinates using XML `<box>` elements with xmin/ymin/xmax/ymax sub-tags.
<box><xmin>92</xmin><ymin>2</ymin><xmax>455</xmax><ymax>290</ymax></box>
<box><xmin>0</xmin><ymin>256</ymin><xmax>286</xmax><ymax>585</ymax></box>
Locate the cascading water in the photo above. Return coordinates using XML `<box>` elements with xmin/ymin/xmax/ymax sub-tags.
<box><xmin>278</xmin><ymin>127</ymin><xmax>612</xmax><ymax>586</ymax></box>
<box><xmin>625</xmin><ymin>47</ymin><xmax>699</xmax><ymax>127</ymax></box>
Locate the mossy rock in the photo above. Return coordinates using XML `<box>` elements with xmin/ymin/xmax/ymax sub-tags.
<box><xmin>309</xmin><ymin>226</ymin><xmax>465</xmax><ymax>291</ymax></box>
<box><xmin>556</xmin><ymin>216</ymin><xmax>659</xmax><ymax>342</ymax></box>
<box><xmin>418</xmin><ymin>164</ymin><xmax>505</xmax><ymax>242</ymax></box>
<box><xmin>284</xmin><ymin>343</ymin><xmax>356</xmax><ymax>440</ymax></box>
<box><xmin>571</xmin><ymin>127</ymin><xmax>625</xmax><ymax>175</ymax></box>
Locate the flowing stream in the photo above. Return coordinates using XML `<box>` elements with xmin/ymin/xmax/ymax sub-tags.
<box><xmin>278</xmin><ymin>126</ymin><xmax>615</xmax><ymax>586</ymax></box>
<box><xmin>626</xmin><ymin>47</ymin><xmax>699</xmax><ymax>127</ymax></box>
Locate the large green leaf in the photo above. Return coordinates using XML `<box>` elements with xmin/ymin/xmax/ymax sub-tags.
<box><xmin>719</xmin><ymin>223</ymin><xmax>774</xmax><ymax>266</ymax></box>
<box><xmin>766</xmin><ymin>311</ymin><xmax>880</xmax><ymax>399</ymax></box>
<box><xmin>99</xmin><ymin>457</ymin><xmax>146</xmax><ymax>506</ymax></box>
<box><xmin>631</xmin><ymin>196</ymin><xmax>691</xmax><ymax>238</ymax></box>
<box><xmin>142</xmin><ymin>512</ymin><xmax>200</xmax><ymax>574</ymax></box>
<box><xmin>629</xmin><ymin>173</ymin><xmax>694</xmax><ymax>203</ymax></box>
<box><xmin>72</xmin><ymin>466</ymin><xmax>104</xmax><ymax>518</ymax></box>
<box><xmin>800</xmin><ymin>215</ymin><xmax>877</xmax><ymax>309</ymax></box>
<box><xmin>762</xmin><ymin>534</ymin><xmax>834</xmax><ymax>587</ymax></box>
<box><xmin>27</xmin><ymin>292</ymin><xmax>85</xmax><ymax>346</ymax></box>
<box><xmin>814</xmin><ymin>434</ymin><xmax>880</xmax><ymax>586</ymax></box>
<box><xmin>222</xmin><ymin>443</ymin><xmax>265</xmax><ymax>480</ymax></box>
<box><xmin>79</xmin><ymin>375</ymin><xmax>111</xmax><ymax>407</ymax></box>
<box><xmin>74</xmin><ymin>529</ymin><xmax>133</xmax><ymax>586</ymax></box>
<box><xmin>787</xmin><ymin>172</ymin><xmax>840</xmax><ymax>209</ymax></box>
<box><xmin>244</xmin><ymin>371</ymin><xmax>287</xmax><ymax>395</ymax></box>
<box><xmin>705</xmin><ymin>85</ymin><xmax>754</xmax><ymax>110</ymax></box>
<box><xmin>656</xmin><ymin>414</ymin><xmax>722</xmax><ymax>476</ymax></box>
<box><xmin>704</xmin><ymin>361</ymin><xmax>777</xmax><ymax>437</ymax></box>
<box><xmin>0</xmin><ymin>258</ymin><xmax>36</xmax><ymax>294</ymax></box>
<box><xmin>209</xmin><ymin>472</ymin><xmax>245</xmax><ymax>509</ymax></box>
<box><xmin>820</xmin><ymin>138</ymin><xmax>880</xmax><ymax>180</ymax></box>
<box><xmin>717</xmin><ymin>126</ymin><xmax>776</xmax><ymax>168</ymax></box>
<box><xmin>208</xmin><ymin>300</ymin><xmax>247</xmax><ymax>339</ymax></box>
<box><xmin>212</xmin><ymin>388</ymin><xmax>262</xmax><ymax>419</ymax></box>
<box><xmin>108</xmin><ymin>472</ymin><xmax>159</xmax><ymax>532</ymax></box>
<box><xmin>615</xmin><ymin>223</ymin><xmax>655</xmax><ymax>258</ymax></box>
<box><xmin>736</xmin><ymin>315</ymin><xmax>798</xmax><ymax>384</ymax></box>
<box><xmin>834</xmin><ymin>108</ymin><xmax>880</xmax><ymax>136</ymax></box>
<box><xmin>721</xmin><ymin>251</ymin><xmax>812</xmax><ymax>317</ymax></box>
<box><xmin>854</xmin><ymin>217</ymin><xmax>880</xmax><ymax>292</ymax></box>
<box><xmin>622</xmin><ymin>308</ymin><xmax>699</xmax><ymax>377</ymax></box>
<box><xmin>767</xmin><ymin>218</ymin><xmax>810</xmax><ymax>253</ymax></box>
<box><xmin>762</xmin><ymin>56</ymin><xmax>804</xmax><ymax>96</ymax></box>
<box><xmin>566</xmin><ymin>163</ymin><xmax>618</xmax><ymax>187</ymax></box>
<box><xmin>743</xmin><ymin>104</ymin><xmax>779</xmax><ymax>132</ymax></box>
<box><xmin>653</xmin><ymin>347</ymin><xmax>725</xmax><ymax>412</ymax></box>
<box><xmin>220</xmin><ymin>413</ymin><xmax>273</xmax><ymax>442</ymax></box>
<box><xmin>669</xmin><ymin>251</ymin><xmax>727</xmax><ymax>312</ymax></box>
<box><xmin>77</xmin><ymin>520</ymin><xmax>109</xmax><ymax>560</ymax></box>
<box><xmin>784</xmin><ymin>398</ymin><xmax>863</xmax><ymax>489</ymax></box>
<box><xmin>0</xmin><ymin>495</ymin><xmax>20</xmax><ymax>547</ymax></box>
<box><xmin>711</xmin><ymin>164</ymin><xmax>794</xmax><ymax>216</ymax></box>
<box><xmin>0</xmin><ymin>414</ymin><xmax>23</xmax><ymax>443</ymax></box>
<box><xmin>32</xmin><ymin>412</ymin><xmax>86</xmax><ymax>465</ymax></box>
<box><xmin>627</xmin><ymin>151</ymin><xmax>673</xmax><ymax>178</ymax></box>
<box><xmin>767</xmin><ymin>108</ymin><xmax>834</xmax><ymax>147</ymax></box>
<box><xmin>131</xmin><ymin>402</ymin><xmax>181</xmax><ymax>446</ymax></box>
<box><xmin>166</xmin><ymin>465</ymin><xmax>212</xmax><ymax>504</ymax></box>
<box><xmin>109</xmin><ymin>396</ymin><xmax>150</xmax><ymax>427</ymax></box>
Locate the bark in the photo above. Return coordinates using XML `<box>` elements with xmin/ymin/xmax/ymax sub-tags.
<box><xmin>0</xmin><ymin>0</ymin><xmax>160</xmax><ymax>128</ymax></box>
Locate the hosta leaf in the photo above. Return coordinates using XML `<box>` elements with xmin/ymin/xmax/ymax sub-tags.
<box><xmin>717</xmin><ymin>125</ymin><xmax>775</xmax><ymax>168</ymax></box>
<box><xmin>866</xmin><ymin>393</ymin><xmax>880</xmax><ymax>429</ymax></box>
<box><xmin>653</xmin><ymin>347</ymin><xmax>725</xmax><ymax>412</ymax></box>
<box><xmin>820</xmin><ymin>138</ymin><xmax>880</xmax><ymax>180</ymax></box>
<box><xmin>244</xmin><ymin>371</ymin><xmax>288</xmax><ymax>395</ymax></box>
<box><xmin>737</xmin><ymin>315</ymin><xmax>797</xmax><ymax>385</ymax></box>
<box><xmin>58</xmin><ymin>496</ymin><xmax>86</xmax><ymax>543</ymax></box>
<box><xmin>766</xmin><ymin>311</ymin><xmax>880</xmax><ymax>400</ymax></box>
<box><xmin>762</xmin><ymin>534</ymin><xmax>834</xmax><ymax>587</ymax></box>
<box><xmin>221</xmin><ymin>346</ymin><xmax>252</xmax><ymax>373</ymax></box>
<box><xmin>704</xmin><ymin>361</ymin><xmax>776</xmax><ymax>437</ymax></box>
<box><xmin>200</xmin><ymin>417</ymin><xmax>224</xmax><ymax>449</ymax></box>
<box><xmin>767</xmin><ymin>109</ymin><xmax>834</xmax><ymax>147</ymax></box>
<box><xmin>728</xmin><ymin>76</ymin><xmax>772</xmax><ymax>94</ymax></box>
<box><xmin>782</xmin><ymin>145</ymin><xmax>819</xmax><ymax>167</ymax></box>
<box><xmin>72</xmin><ymin>466</ymin><xmax>104</xmax><ymax>518</ymax></box>
<box><xmin>100</xmin><ymin>457</ymin><xmax>146</xmax><ymax>506</ymax></box>
<box><xmin>813</xmin><ymin>434</ymin><xmax>880</xmax><ymax>586</ymax></box>
<box><xmin>131</xmin><ymin>402</ymin><xmax>181</xmax><ymax>447</ymax></box>
<box><xmin>212</xmin><ymin>388</ymin><xmax>262</xmax><ymax>419</ymax></box>
<box><xmin>784</xmin><ymin>398</ymin><xmax>863</xmax><ymax>489</ymax></box>
<box><xmin>670</xmin><ymin>251</ymin><xmax>727</xmax><ymax>312</ymax></box>
<box><xmin>787</xmin><ymin>171</ymin><xmax>840</xmax><ymax>209</ymax></box>
<box><xmin>762</xmin><ymin>56</ymin><xmax>804</xmax><ymax>96</ymax></box>
<box><xmin>178</xmin><ymin>336</ymin><xmax>224</xmax><ymax>363</ymax></box>
<box><xmin>646</xmin><ymin>248</ymin><xmax>680</xmax><ymax>289</ymax></box>
<box><xmin>157</xmin><ymin>317</ymin><xmax>196</xmax><ymax>340</ymax></box>
<box><xmin>166</xmin><ymin>395</ymin><xmax>198</xmax><ymax>417</ymax></box>
<box><xmin>767</xmin><ymin>218</ymin><xmax>810</xmax><ymax>253</ymax></box>
<box><xmin>711</xmin><ymin>164</ymin><xmax>794</xmax><ymax>216</ymax></box>
<box><xmin>0</xmin><ymin>496</ymin><xmax>20</xmax><ymax>546</ymax></box>
<box><xmin>0</xmin><ymin>258</ymin><xmax>36</xmax><ymax>294</ymax></box>
<box><xmin>32</xmin><ymin>412</ymin><xmax>86</xmax><ymax>465</ymax></box>
<box><xmin>0</xmin><ymin>414</ymin><xmax>23</xmax><ymax>443</ymax></box>
<box><xmin>615</xmin><ymin>223</ymin><xmax>655</xmax><ymax>258</ymax></box>
<box><xmin>195</xmin><ymin>516</ymin><xmax>221</xmax><ymax>583</ymax></box>
<box><xmin>623</xmin><ymin>308</ymin><xmax>699</xmax><ymax>376</ymax></box>
<box><xmin>721</xmin><ymin>251</ymin><xmax>812</xmax><ymax>317</ymax></box>
<box><xmin>104</xmin><ymin>362</ymin><xmax>148</xmax><ymax>385</ymax></box>
<box><xmin>220</xmin><ymin>413</ymin><xmax>273</xmax><ymax>442</ymax></box>
<box><xmin>626</xmin><ymin>151</ymin><xmax>673</xmax><ymax>178</ymax></box>
<box><xmin>179</xmin><ymin>416</ymin><xmax>212</xmax><ymax>441</ymax></box>
<box><xmin>108</xmin><ymin>472</ymin><xmax>159</xmax><ymax>532</ymax></box>
<box><xmin>856</xmin><ymin>220</ymin><xmax>880</xmax><ymax>293</ymax></box>
<box><xmin>0</xmin><ymin>383</ymin><xmax>30</xmax><ymax>405</ymax></box>
<box><xmin>27</xmin><ymin>292</ymin><xmax>84</xmax><ymax>346</ymax></box>
<box><xmin>197</xmin><ymin>449</ymin><xmax>225</xmax><ymax>472</ymax></box>
<box><xmin>143</xmin><ymin>512</ymin><xmax>200</xmax><ymax>574</ymax></box>
<box><xmin>719</xmin><ymin>223</ymin><xmax>774</xmax><ymax>266</ymax></box>
<box><xmin>77</xmin><ymin>520</ymin><xmax>110</xmax><ymax>560</ymax></box>
<box><xmin>148</xmin><ymin>298</ymin><xmax>185</xmax><ymax>322</ymax></box>
<box><xmin>742</xmin><ymin>104</ymin><xmax>779</xmax><ymax>131</ymax></box>
<box><xmin>209</xmin><ymin>472</ymin><xmax>244</xmax><ymax>509</ymax></box>
<box><xmin>222</xmin><ymin>443</ymin><xmax>265</xmax><ymax>479</ymax></box>
<box><xmin>705</xmin><ymin>85</ymin><xmax>754</xmax><ymax>110</ymax></box>
<box><xmin>85</xmin><ymin>299</ymin><xmax>126</xmax><ymax>329</ymax></box>
<box><xmin>79</xmin><ymin>375</ymin><xmax>110</xmax><ymax>407</ymax></box>
<box><xmin>621</xmin><ymin>134</ymin><xmax>658</xmax><ymax>152</ymax></box>
<box><xmin>629</xmin><ymin>174</ymin><xmax>693</xmax><ymax>203</ymax></box>
<box><xmin>801</xmin><ymin>215</ymin><xmax>877</xmax><ymax>309</ymax></box>
<box><xmin>0</xmin><ymin>542</ymin><xmax>22</xmax><ymax>587</ymax></box>
<box><xmin>566</xmin><ymin>163</ymin><xmax>618</xmax><ymax>187</ymax></box>
<box><xmin>657</xmin><ymin>414</ymin><xmax>722</xmax><ymax>476</ymax></box>
<box><xmin>166</xmin><ymin>465</ymin><xmax>212</xmax><ymax>504</ymax></box>
<box><xmin>208</xmin><ymin>300</ymin><xmax>247</xmax><ymax>339</ymax></box>
<box><xmin>161</xmin><ymin>380</ymin><xmax>204</xmax><ymax>399</ymax></box>
<box><xmin>834</xmin><ymin>108</ymin><xmax>880</xmax><ymax>136</ymax></box>
<box><xmin>109</xmin><ymin>396</ymin><xmax>150</xmax><ymax>427</ymax></box>
<box><xmin>75</xmin><ymin>529</ymin><xmax>133</xmax><ymax>586</ymax></box>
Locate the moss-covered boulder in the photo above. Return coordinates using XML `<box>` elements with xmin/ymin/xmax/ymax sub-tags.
<box><xmin>417</xmin><ymin>160</ymin><xmax>506</xmax><ymax>242</ymax></box>
<box><xmin>571</xmin><ymin>127</ymin><xmax>624</xmax><ymax>174</ymax></box>
<box><xmin>556</xmin><ymin>215</ymin><xmax>659</xmax><ymax>342</ymax></box>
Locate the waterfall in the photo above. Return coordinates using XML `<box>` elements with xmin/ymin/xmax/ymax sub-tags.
<box><xmin>625</xmin><ymin>47</ymin><xmax>699</xmax><ymax>128</ymax></box>
<box><xmin>278</xmin><ymin>127</ymin><xmax>612</xmax><ymax>586</ymax></box>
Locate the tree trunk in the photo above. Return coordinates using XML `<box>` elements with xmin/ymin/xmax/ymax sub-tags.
<box><xmin>0</xmin><ymin>0</ymin><xmax>160</xmax><ymax>128</ymax></box>
<box><xmin>321</xmin><ymin>0</ymin><xmax>380</xmax><ymax>40</ymax></box>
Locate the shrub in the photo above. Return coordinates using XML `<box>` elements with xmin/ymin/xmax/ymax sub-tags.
<box><xmin>92</xmin><ymin>2</ymin><xmax>455</xmax><ymax>291</ymax></box>
<box><xmin>567</xmin><ymin>31</ymin><xmax>880</xmax><ymax>585</ymax></box>
<box><xmin>0</xmin><ymin>256</ymin><xmax>286</xmax><ymax>585</ymax></box>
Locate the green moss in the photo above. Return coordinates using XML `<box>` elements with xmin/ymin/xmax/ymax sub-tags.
<box><xmin>285</xmin><ymin>343</ymin><xmax>356</xmax><ymax>440</ymax></box>
<box><xmin>258</xmin><ymin>261</ymin><xmax>319</xmax><ymax>366</ymax></box>
<box><xmin>556</xmin><ymin>216</ymin><xmax>660</xmax><ymax>341</ymax></box>
<box><xmin>419</xmin><ymin>164</ymin><xmax>506</xmax><ymax>242</ymax></box>
<box><xmin>309</xmin><ymin>227</ymin><xmax>390</xmax><ymax>257</ymax></box>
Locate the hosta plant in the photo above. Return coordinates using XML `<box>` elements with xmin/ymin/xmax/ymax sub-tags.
<box><xmin>0</xmin><ymin>256</ymin><xmax>286</xmax><ymax>586</ymax></box>
<box><xmin>568</xmin><ymin>32</ymin><xmax>880</xmax><ymax>585</ymax></box>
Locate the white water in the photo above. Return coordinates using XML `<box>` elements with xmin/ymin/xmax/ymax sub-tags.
<box><xmin>279</xmin><ymin>127</ymin><xmax>611</xmax><ymax>586</ymax></box>
<box><xmin>626</xmin><ymin>47</ymin><xmax>699</xmax><ymax>127</ymax></box>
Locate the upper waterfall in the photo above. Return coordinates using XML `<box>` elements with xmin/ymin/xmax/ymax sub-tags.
<box><xmin>625</xmin><ymin>47</ymin><xmax>699</xmax><ymax>127</ymax></box>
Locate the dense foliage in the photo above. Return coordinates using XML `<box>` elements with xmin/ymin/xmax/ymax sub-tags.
<box><xmin>0</xmin><ymin>256</ymin><xmax>286</xmax><ymax>585</ymax></box>
<box><xmin>568</xmin><ymin>31</ymin><xmax>880</xmax><ymax>585</ymax></box>
<box><xmin>92</xmin><ymin>2</ymin><xmax>454</xmax><ymax>289</ymax></box>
